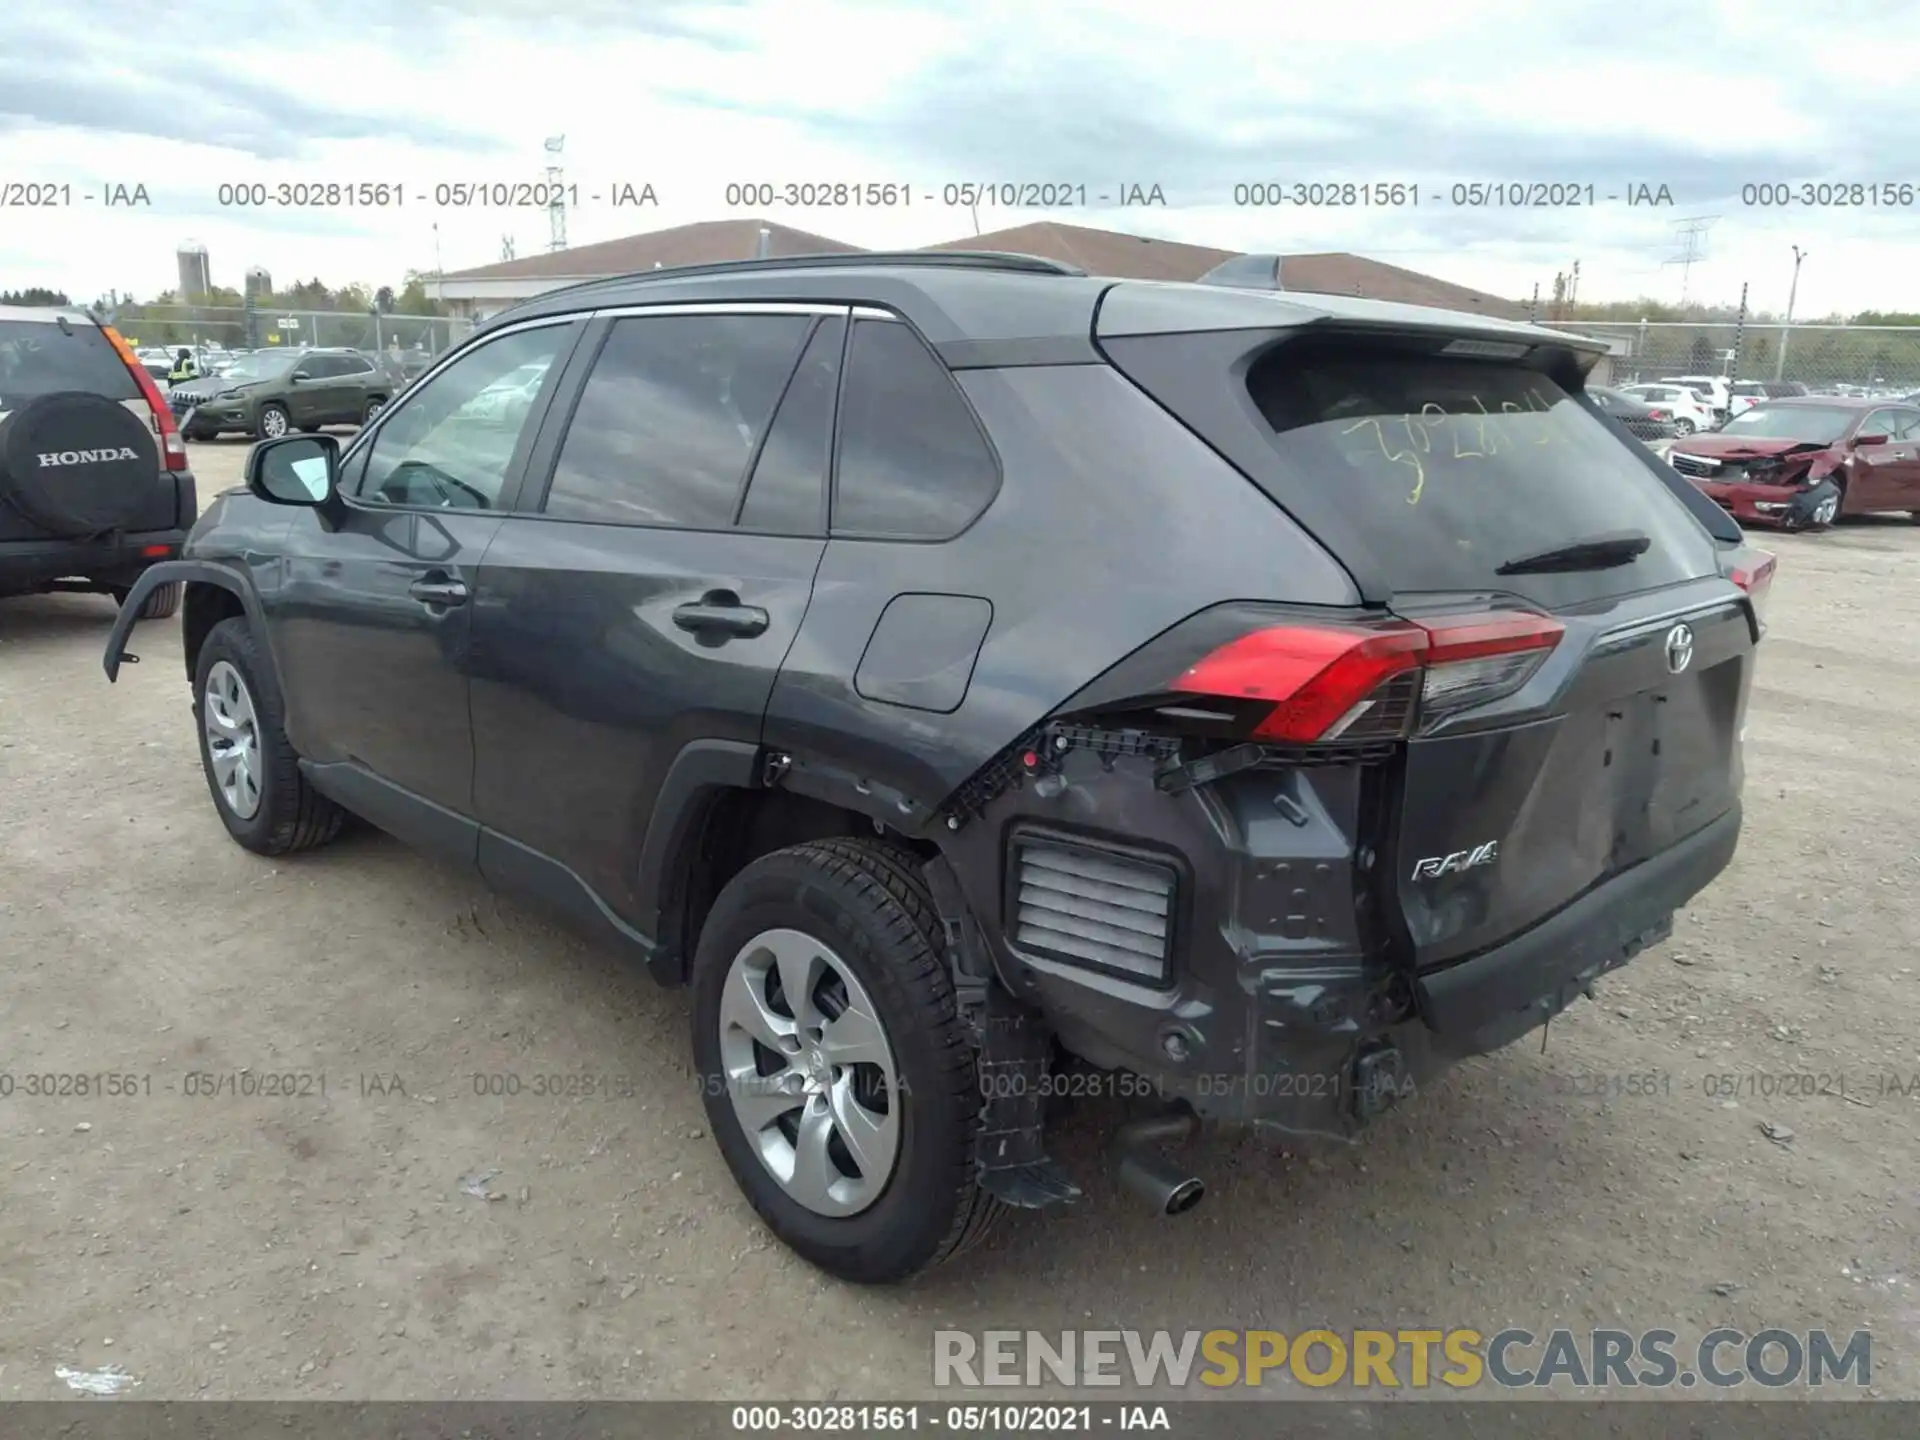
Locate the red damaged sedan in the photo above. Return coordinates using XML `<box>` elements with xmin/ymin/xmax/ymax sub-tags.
<box><xmin>1665</xmin><ymin>397</ymin><xmax>1920</xmax><ymax>530</ymax></box>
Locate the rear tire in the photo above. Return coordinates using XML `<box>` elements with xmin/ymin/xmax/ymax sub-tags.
<box><xmin>691</xmin><ymin>838</ymin><xmax>1003</xmax><ymax>1283</ymax></box>
<box><xmin>1674</xmin><ymin>418</ymin><xmax>1696</xmax><ymax>436</ymax></box>
<box><xmin>192</xmin><ymin>617</ymin><xmax>345</xmax><ymax>856</ymax></box>
<box><xmin>112</xmin><ymin>581</ymin><xmax>182</xmax><ymax>619</ymax></box>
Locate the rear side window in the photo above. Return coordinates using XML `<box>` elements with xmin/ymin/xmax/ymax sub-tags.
<box><xmin>0</xmin><ymin>320</ymin><xmax>138</xmax><ymax>403</ymax></box>
<box><xmin>737</xmin><ymin>316</ymin><xmax>842</xmax><ymax>534</ymax></box>
<box><xmin>832</xmin><ymin>319</ymin><xmax>999</xmax><ymax>539</ymax></box>
<box><xmin>1247</xmin><ymin>349</ymin><xmax>1714</xmax><ymax>599</ymax></box>
<box><xmin>545</xmin><ymin>313</ymin><xmax>809</xmax><ymax>529</ymax></box>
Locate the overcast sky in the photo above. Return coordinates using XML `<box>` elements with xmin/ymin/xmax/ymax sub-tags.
<box><xmin>4</xmin><ymin>0</ymin><xmax>1916</xmax><ymax>316</ymax></box>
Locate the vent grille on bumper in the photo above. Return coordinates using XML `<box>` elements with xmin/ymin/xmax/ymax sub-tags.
<box><xmin>1009</xmin><ymin>834</ymin><xmax>1176</xmax><ymax>985</ymax></box>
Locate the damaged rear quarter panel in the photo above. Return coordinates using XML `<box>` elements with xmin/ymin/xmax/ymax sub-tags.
<box><xmin>761</xmin><ymin>361</ymin><xmax>1356</xmax><ymax>827</ymax></box>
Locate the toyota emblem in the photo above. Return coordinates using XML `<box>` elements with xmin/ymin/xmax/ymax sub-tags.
<box><xmin>1664</xmin><ymin>623</ymin><xmax>1694</xmax><ymax>674</ymax></box>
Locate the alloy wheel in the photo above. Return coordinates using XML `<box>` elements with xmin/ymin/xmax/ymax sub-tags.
<box><xmin>260</xmin><ymin>408</ymin><xmax>288</xmax><ymax>438</ymax></box>
<box><xmin>1813</xmin><ymin>494</ymin><xmax>1839</xmax><ymax>526</ymax></box>
<box><xmin>716</xmin><ymin>927</ymin><xmax>901</xmax><ymax>1217</ymax></box>
<box><xmin>203</xmin><ymin>660</ymin><xmax>263</xmax><ymax>819</ymax></box>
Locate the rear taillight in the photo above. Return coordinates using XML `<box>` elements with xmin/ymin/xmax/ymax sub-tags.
<box><xmin>101</xmin><ymin>325</ymin><xmax>188</xmax><ymax>471</ymax></box>
<box><xmin>1730</xmin><ymin>548</ymin><xmax>1777</xmax><ymax>623</ymax></box>
<box><xmin>1648</xmin><ymin>409</ymin><xmax>1670</xmax><ymax>421</ymax></box>
<box><xmin>1172</xmin><ymin>611</ymin><xmax>1564</xmax><ymax>743</ymax></box>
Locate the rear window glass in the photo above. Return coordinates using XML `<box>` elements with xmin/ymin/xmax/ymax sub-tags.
<box><xmin>1247</xmin><ymin>350</ymin><xmax>1713</xmax><ymax>598</ymax></box>
<box><xmin>0</xmin><ymin>320</ymin><xmax>138</xmax><ymax>404</ymax></box>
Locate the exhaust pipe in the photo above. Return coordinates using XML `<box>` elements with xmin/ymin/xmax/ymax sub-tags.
<box><xmin>1111</xmin><ymin>1110</ymin><xmax>1205</xmax><ymax>1216</ymax></box>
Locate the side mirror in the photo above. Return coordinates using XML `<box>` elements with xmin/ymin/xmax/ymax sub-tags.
<box><xmin>289</xmin><ymin>370</ymin><xmax>310</xmax><ymax>383</ymax></box>
<box><xmin>1853</xmin><ymin>433</ymin><xmax>1888</xmax><ymax>448</ymax></box>
<box><xmin>248</xmin><ymin>434</ymin><xmax>340</xmax><ymax>507</ymax></box>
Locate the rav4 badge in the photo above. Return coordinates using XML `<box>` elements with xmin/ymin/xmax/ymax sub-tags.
<box><xmin>1410</xmin><ymin>841</ymin><xmax>1500</xmax><ymax>881</ymax></box>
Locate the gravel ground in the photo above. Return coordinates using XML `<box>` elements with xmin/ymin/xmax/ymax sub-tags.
<box><xmin>1</xmin><ymin>438</ymin><xmax>1915</xmax><ymax>1401</ymax></box>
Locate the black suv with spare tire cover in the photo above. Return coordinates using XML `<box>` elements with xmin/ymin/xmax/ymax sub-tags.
<box><xmin>102</xmin><ymin>253</ymin><xmax>1773</xmax><ymax>1284</ymax></box>
<box><xmin>0</xmin><ymin>304</ymin><xmax>197</xmax><ymax>617</ymax></box>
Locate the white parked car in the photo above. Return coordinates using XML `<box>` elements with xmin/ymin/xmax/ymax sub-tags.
<box><xmin>1661</xmin><ymin>374</ymin><xmax>1731</xmax><ymax>422</ymax></box>
<box><xmin>1621</xmin><ymin>383</ymin><xmax>1715</xmax><ymax>435</ymax></box>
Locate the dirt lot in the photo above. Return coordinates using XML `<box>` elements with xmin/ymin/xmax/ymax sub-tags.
<box><xmin>1</xmin><ymin>437</ymin><xmax>1916</xmax><ymax>1401</ymax></box>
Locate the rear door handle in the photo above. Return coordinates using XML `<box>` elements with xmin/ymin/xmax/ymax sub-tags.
<box><xmin>409</xmin><ymin>575</ymin><xmax>469</xmax><ymax>608</ymax></box>
<box><xmin>673</xmin><ymin>593</ymin><xmax>769</xmax><ymax>638</ymax></box>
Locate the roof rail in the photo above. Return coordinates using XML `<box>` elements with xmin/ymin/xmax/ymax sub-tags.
<box><xmin>515</xmin><ymin>250</ymin><xmax>1087</xmax><ymax>308</ymax></box>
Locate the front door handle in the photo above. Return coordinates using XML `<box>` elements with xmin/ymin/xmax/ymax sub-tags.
<box><xmin>673</xmin><ymin>592</ymin><xmax>769</xmax><ymax>638</ymax></box>
<box><xmin>409</xmin><ymin>575</ymin><xmax>469</xmax><ymax>608</ymax></box>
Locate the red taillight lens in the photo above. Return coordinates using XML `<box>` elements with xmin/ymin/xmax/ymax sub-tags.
<box><xmin>1648</xmin><ymin>409</ymin><xmax>1670</xmax><ymax>421</ymax></box>
<box><xmin>1173</xmin><ymin>612</ymin><xmax>1564</xmax><ymax>743</ymax></box>
<box><xmin>101</xmin><ymin>325</ymin><xmax>188</xmax><ymax>471</ymax></box>
<box><xmin>1730</xmin><ymin>548</ymin><xmax>1776</xmax><ymax>622</ymax></box>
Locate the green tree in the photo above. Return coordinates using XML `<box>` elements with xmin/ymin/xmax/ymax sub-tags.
<box><xmin>0</xmin><ymin>286</ymin><xmax>72</xmax><ymax>306</ymax></box>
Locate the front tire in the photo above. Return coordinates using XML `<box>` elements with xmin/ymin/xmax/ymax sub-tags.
<box><xmin>257</xmin><ymin>403</ymin><xmax>290</xmax><ymax>439</ymax></box>
<box><xmin>192</xmin><ymin>617</ymin><xmax>345</xmax><ymax>855</ymax></box>
<box><xmin>691</xmin><ymin>838</ymin><xmax>1003</xmax><ymax>1283</ymax></box>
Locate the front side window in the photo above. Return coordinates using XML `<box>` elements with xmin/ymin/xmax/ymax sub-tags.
<box><xmin>357</xmin><ymin>325</ymin><xmax>568</xmax><ymax>510</ymax></box>
<box><xmin>543</xmin><ymin>313</ymin><xmax>809</xmax><ymax>529</ymax></box>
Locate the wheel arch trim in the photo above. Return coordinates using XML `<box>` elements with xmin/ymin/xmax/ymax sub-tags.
<box><xmin>102</xmin><ymin>560</ymin><xmax>281</xmax><ymax>698</ymax></box>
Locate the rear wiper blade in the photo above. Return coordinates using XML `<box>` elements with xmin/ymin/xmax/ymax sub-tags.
<box><xmin>1496</xmin><ymin>530</ymin><xmax>1651</xmax><ymax>575</ymax></box>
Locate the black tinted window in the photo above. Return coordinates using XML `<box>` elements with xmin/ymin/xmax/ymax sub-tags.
<box><xmin>833</xmin><ymin>319</ymin><xmax>998</xmax><ymax>539</ymax></box>
<box><xmin>1248</xmin><ymin>349</ymin><xmax>1713</xmax><ymax>599</ymax></box>
<box><xmin>738</xmin><ymin>317</ymin><xmax>841</xmax><ymax>533</ymax></box>
<box><xmin>0</xmin><ymin>320</ymin><xmax>138</xmax><ymax>402</ymax></box>
<box><xmin>545</xmin><ymin>314</ymin><xmax>808</xmax><ymax>529</ymax></box>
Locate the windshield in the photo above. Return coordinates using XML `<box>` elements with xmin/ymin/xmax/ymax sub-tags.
<box><xmin>1716</xmin><ymin>405</ymin><xmax>1855</xmax><ymax>445</ymax></box>
<box><xmin>1246</xmin><ymin>348</ymin><xmax>1713</xmax><ymax>602</ymax></box>
<box><xmin>221</xmin><ymin>352</ymin><xmax>295</xmax><ymax>382</ymax></box>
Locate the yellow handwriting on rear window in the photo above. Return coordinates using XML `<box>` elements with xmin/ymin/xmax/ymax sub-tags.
<box><xmin>1343</xmin><ymin>414</ymin><xmax>1431</xmax><ymax>504</ymax></box>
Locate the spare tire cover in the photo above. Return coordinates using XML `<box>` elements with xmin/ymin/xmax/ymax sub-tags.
<box><xmin>0</xmin><ymin>391</ymin><xmax>160</xmax><ymax>536</ymax></box>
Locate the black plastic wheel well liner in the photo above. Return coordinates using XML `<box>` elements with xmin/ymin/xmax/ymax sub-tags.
<box><xmin>182</xmin><ymin>578</ymin><xmax>247</xmax><ymax>681</ymax></box>
<box><xmin>636</xmin><ymin>740</ymin><xmax>949</xmax><ymax>984</ymax></box>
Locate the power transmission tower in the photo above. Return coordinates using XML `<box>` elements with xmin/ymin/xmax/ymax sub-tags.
<box><xmin>1663</xmin><ymin>217</ymin><xmax>1717</xmax><ymax>305</ymax></box>
<box><xmin>501</xmin><ymin>234</ymin><xmax>516</xmax><ymax>262</ymax></box>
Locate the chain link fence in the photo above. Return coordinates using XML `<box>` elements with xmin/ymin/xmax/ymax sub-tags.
<box><xmin>103</xmin><ymin>305</ymin><xmax>457</xmax><ymax>365</ymax></box>
<box><xmin>1556</xmin><ymin>322</ymin><xmax>1920</xmax><ymax>395</ymax></box>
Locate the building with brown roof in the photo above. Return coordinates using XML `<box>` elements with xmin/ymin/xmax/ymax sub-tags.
<box><xmin>424</xmin><ymin>215</ymin><xmax>1525</xmax><ymax>327</ymax></box>
<box><xmin>425</xmin><ymin>219</ymin><xmax>863</xmax><ymax>322</ymax></box>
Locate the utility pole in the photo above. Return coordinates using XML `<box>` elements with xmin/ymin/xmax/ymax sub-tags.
<box><xmin>1774</xmin><ymin>244</ymin><xmax>1806</xmax><ymax>383</ymax></box>
<box><xmin>544</xmin><ymin>135</ymin><xmax>567</xmax><ymax>253</ymax></box>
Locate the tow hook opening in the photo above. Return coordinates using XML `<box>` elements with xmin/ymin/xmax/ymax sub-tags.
<box><xmin>1111</xmin><ymin>1108</ymin><xmax>1205</xmax><ymax>1217</ymax></box>
<box><xmin>1352</xmin><ymin>1043</ymin><xmax>1409</xmax><ymax>1122</ymax></box>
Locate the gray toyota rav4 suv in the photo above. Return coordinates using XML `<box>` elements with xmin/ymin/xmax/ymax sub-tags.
<box><xmin>103</xmin><ymin>252</ymin><xmax>1774</xmax><ymax>1283</ymax></box>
